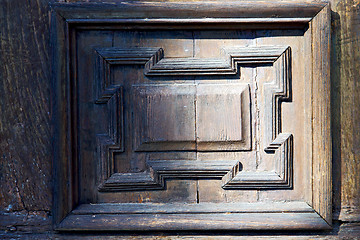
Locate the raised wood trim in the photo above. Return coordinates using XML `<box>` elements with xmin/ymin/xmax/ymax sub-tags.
<box><xmin>58</xmin><ymin>202</ymin><xmax>330</xmax><ymax>231</ymax></box>
<box><xmin>311</xmin><ymin>3</ymin><xmax>332</xmax><ymax>225</ymax></box>
<box><xmin>95</xmin><ymin>46</ymin><xmax>287</xmax><ymax>77</ymax></box>
<box><xmin>223</xmin><ymin>133</ymin><xmax>293</xmax><ymax>189</ymax></box>
<box><xmin>58</xmin><ymin>212</ymin><xmax>330</xmax><ymax>231</ymax></box>
<box><xmin>51</xmin><ymin>9</ymin><xmax>74</xmax><ymax>227</ymax></box>
<box><xmin>95</xmin><ymin>86</ymin><xmax>124</xmax><ymax>185</ymax></box>
<box><xmin>51</xmin><ymin>1</ymin><xmax>327</xmax><ymax>29</ymax></box>
<box><xmin>222</xmin><ymin>47</ymin><xmax>293</xmax><ymax>189</ymax></box>
<box><xmin>339</xmin><ymin>206</ymin><xmax>360</xmax><ymax>222</ymax></box>
<box><xmin>95</xmin><ymin>48</ymin><xmax>164</xmax><ymax>103</ymax></box>
<box><xmin>94</xmin><ymin>46</ymin><xmax>293</xmax><ymax>191</ymax></box>
<box><xmin>145</xmin><ymin>46</ymin><xmax>287</xmax><ymax>75</ymax></box>
<box><xmin>71</xmin><ymin>201</ymin><xmax>314</xmax><ymax>214</ymax></box>
<box><xmin>98</xmin><ymin>160</ymin><xmax>238</xmax><ymax>192</ymax></box>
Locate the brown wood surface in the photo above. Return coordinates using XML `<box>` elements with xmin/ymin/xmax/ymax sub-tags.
<box><xmin>59</xmin><ymin>212</ymin><xmax>330</xmax><ymax>231</ymax></box>
<box><xmin>51</xmin><ymin>1</ymin><xmax>331</xmax><ymax>231</ymax></box>
<box><xmin>1</xmin><ymin>0</ymin><xmax>360</xmax><ymax>237</ymax></box>
<box><xmin>330</xmin><ymin>0</ymin><xmax>360</xmax><ymax>222</ymax></box>
<box><xmin>0</xmin><ymin>0</ymin><xmax>52</xmax><ymax>232</ymax></box>
<box><xmin>311</xmin><ymin>3</ymin><xmax>332</xmax><ymax>225</ymax></box>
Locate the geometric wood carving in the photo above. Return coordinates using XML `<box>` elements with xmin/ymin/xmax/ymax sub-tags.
<box><xmin>96</xmin><ymin>46</ymin><xmax>293</xmax><ymax>191</ymax></box>
<box><xmin>94</xmin><ymin>48</ymin><xmax>162</xmax><ymax>183</ymax></box>
<box><xmin>95</xmin><ymin>88</ymin><xmax>124</xmax><ymax>184</ymax></box>
<box><xmin>95</xmin><ymin>48</ymin><xmax>163</xmax><ymax>103</ymax></box>
<box><xmin>222</xmin><ymin>133</ymin><xmax>293</xmax><ymax>189</ymax></box>
<box><xmin>52</xmin><ymin>0</ymin><xmax>331</xmax><ymax>231</ymax></box>
<box><xmin>95</xmin><ymin>50</ymin><xmax>125</xmax><ymax>183</ymax></box>
<box><xmin>145</xmin><ymin>46</ymin><xmax>290</xmax><ymax>76</ymax></box>
<box><xmin>222</xmin><ymin>47</ymin><xmax>293</xmax><ymax>189</ymax></box>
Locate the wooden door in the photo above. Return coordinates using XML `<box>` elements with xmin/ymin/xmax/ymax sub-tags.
<box><xmin>52</xmin><ymin>1</ymin><xmax>331</xmax><ymax>231</ymax></box>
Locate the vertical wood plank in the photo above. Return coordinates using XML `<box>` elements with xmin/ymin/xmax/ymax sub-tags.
<box><xmin>52</xmin><ymin>9</ymin><xmax>70</xmax><ymax>226</ymax></box>
<box><xmin>330</xmin><ymin>0</ymin><xmax>360</xmax><ymax>222</ymax></box>
<box><xmin>311</xmin><ymin>3</ymin><xmax>332</xmax><ymax>225</ymax></box>
<box><xmin>0</xmin><ymin>0</ymin><xmax>52</xmax><ymax>214</ymax></box>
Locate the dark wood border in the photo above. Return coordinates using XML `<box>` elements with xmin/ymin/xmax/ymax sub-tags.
<box><xmin>51</xmin><ymin>0</ymin><xmax>331</xmax><ymax>231</ymax></box>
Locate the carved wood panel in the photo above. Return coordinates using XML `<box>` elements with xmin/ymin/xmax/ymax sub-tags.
<box><xmin>52</xmin><ymin>0</ymin><xmax>331</xmax><ymax>231</ymax></box>
<box><xmin>93</xmin><ymin>46</ymin><xmax>292</xmax><ymax>192</ymax></box>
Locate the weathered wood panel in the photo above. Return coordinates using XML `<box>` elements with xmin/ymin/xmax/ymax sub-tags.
<box><xmin>0</xmin><ymin>0</ymin><xmax>53</xmax><ymax>233</ymax></box>
<box><xmin>51</xmin><ymin>1</ymin><xmax>331</xmax><ymax>231</ymax></box>
<box><xmin>0</xmin><ymin>0</ymin><xmax>52</xmax><ymax>215</ymax></box>
<box><xmin>1</xmin><ymin>0</ymin><xmax>360</xmax><ymax>237</ymax></box>
<box><xmin>330</xmin><ymin>0</ymin><xmax>360</xmax><ymax>222</ymax></box>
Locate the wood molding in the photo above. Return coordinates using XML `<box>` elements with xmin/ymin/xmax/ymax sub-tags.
<box><xmin>311</xmin><ymin>3</ymin><xmax>332</xmax><ymax>225</ymax></box>
<box><xmin>58</xmin><ymin>202</ymin><xmax>329</xmax><ymax>231</ymax></box>
<box><xmin>145</xmin><ymin>46</ymin><xmax>287</xmax><ymax>75</ymax></box>
<box><xmin>94</xmin><ymin>46</ymin><xmax>293</xmax><ymax>191</ymax></box>
<box><xmin>95</xmin><ymin>48</ymin><xmax>164</xmax><ymax>103</ymax></box>
<box><xmin>51</xmin><ymin>1</ymin><xmax>327</xmax><ymax>29</ymax></box>
<box><xmin>222</xmin><ymin>47</ymin><xmax>293</xmax><ymax>189</ymax></box>
<box><xmin>223</xmin><ymin>133</ymin><xmax>293</xmax><ymax>189</ymax></box>
<box><xmin>95</xmin><ymin>87</ymin><xmax>124</xmax><ymax>185</ymax></box>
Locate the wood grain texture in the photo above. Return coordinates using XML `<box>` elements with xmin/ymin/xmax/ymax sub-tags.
<box><xmin>0</xmin><ymin>0</ymin><xmax>359</xmax><ymax>236</ymax></box>
<box><xmin>95</xmin><ymin>48</ymin><xmax>163</xmax><ymax>103</ymax></box>
<box><xmin>196</xmin><ymin>84</ymin><xmax>245</xmax><ymax>150</ymax></box>
<box><xmin>52</xmin><ymin>5</ymin><xmax>77</xmax><ymax>225</ymax></box>
<box><xmin>133</xmin><ymin>84</ymin><xmax>196</xmax><ymax>151</ymax></box>
<box><xmin>58</xmin><ymin>212</ymin><xmax>330</xmax><ymax>231</ymax></box>
<box><xmin>95</xmin><ymin>85</ymin><xmax>124</xmax><ymax>186</ymax></box>
<box><xmin>0</xmin><ymin>0</ymin><xmax>52</xmax><ymax>214</ymax></box>
<box><xmin>1</xmin><ymin>223</ymin><xmax>359</xmax><ymax>239</ymax></box>
<box><xmin>133</xmin><ymin>83</ymin><xmax>250</xmax><ymax>151</ymax></box>
<box><xmin>330</xmin><ymin>0</ymin><xmax>360</xmax><ymax>222</ymax></box>
<box><xmin>0</xmin><ymin>211</ymin><xmax>51</xmax><ymax>233</ymax></box>
<box><xmin>52</xmin><ymin>0</ymin><xmax>327</xmax><ymax>28</ymax></box>
<box><xmin>145</xmin><ymin>46</ymin><xmax>288</xmax><ymax>75</ymax></box>
<box><xmin>311</xmin><ymin>3</ymin><xmax>332</xmax><ymax>225</ymax></box>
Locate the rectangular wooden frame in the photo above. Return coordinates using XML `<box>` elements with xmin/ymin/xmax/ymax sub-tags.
<box><xmin>51</xmin><ymin>0</ymin><xmax>331</xmax><ymax>231</ymax></box>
